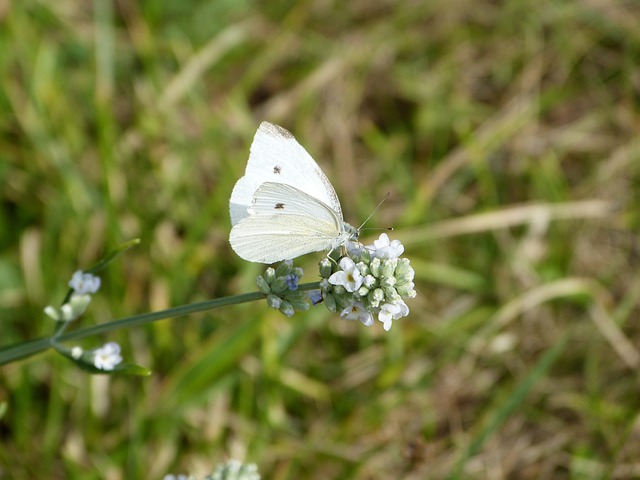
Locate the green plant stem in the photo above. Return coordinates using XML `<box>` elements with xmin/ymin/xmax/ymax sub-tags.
<box><xmin>0</xmin><ymin>282</ymin><xmax>322</xmax><ymax>366</ymax></box>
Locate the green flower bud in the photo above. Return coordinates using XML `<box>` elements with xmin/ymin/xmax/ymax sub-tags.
<box><xmin>384</xmin><ymin>287</ymin><xmax>401</xmax><ymax>303</ymax></box>
<box><xmin>319</xmin><ymin>258</ymin><xmax>333</xmax><ymax>278</ymax></box>
<box><xmin>275</xmin><ymin>261</ymin><xmax>292</xmax><ymax>277</ymax></box>
<box><xmin>395</xmin><ymin>258</ymin><xmax>414</xmax><ymax>280</ymax></box>
<box><xmin>380</xmin><ymin>275</ymin><xmax>397</xmax><ymax>288</ymax></box>
<box><xmin>363</xmin><ymin>274</ymin><xmax>377</xmax><ymax>288</ymax></box>
<box><xmin>264</xmin><ymin>267</ymin><xmax>276</xmax><ymax>283</ymax></box>
<box><xmin>256</xmin><ymin>275</ymin><xmax>271</xmax><ymax>294</ymax></box>
<box><xmin>271</xmin><ymin>276</ymin><xmax>288</xmax><ymax>294</ymax></box>
<box><xmin>279</xmin><ymin>301</ymin><xmax>294</xmax><ymax>317</ymax></box>
<box><xmin>381</xmin><ymin>258</ymin><xmax>398</xmax><ymax>278</ymax></box>
<box><xmin>288</xmin><ymin>296</ymin><xmax>310</xmax><ymax>312</ymax></box>
<box><xmin>370</xmin><ymin>258</ymin><xmax>382</xmax><ymax>277</ymax></box>
<box><xmin>266</xmin><ymin>294</ymin><xmax>282</xmax><ymax>309</ymax></box>
<box><xmin>323</xmin><ymin>292</ymin><xmax>337</xmax><ymax>312</ymax></box>
<box><xmin>332</xmin><ymin>285</ymin><xmax>346</xmax><ymax>296</ymax></box>
<box><xmin>397</xmin><ymin>281</ymin><xmax>416</xmax><ymax>298</ymax></box>
<box><xmin>356</xmin><ymin>262</ymin><xmax>369</xmax><ymax>277</ymax></box>
<box><xmin>368</xmin><ymin>288</ymin><xmax>385</xmax><ymax>308</ymax></box>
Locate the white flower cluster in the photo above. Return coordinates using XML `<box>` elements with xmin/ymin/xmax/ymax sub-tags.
<box><xmin>320</xmin><ymin>234</ymin><xmax>416</xmax><ymax>331</ymax></box>
<box><xmin>208</xmin><ymin>460</ymin><xmax>260</xmax><ymax>480</ymax></box>
<box><xmin>44</xmin><ymin>270</ymin><xmax>101</xmax><ymax>322</ymax></box>
<box><xmin>164</xmin><ymin>459</ymin><xmax>260</xmax><ymax>480</ymax></box>
<box><xmin>256</xmin><ymin>260</ymin><xmax>308</xmax><ymax>317</ymax></box>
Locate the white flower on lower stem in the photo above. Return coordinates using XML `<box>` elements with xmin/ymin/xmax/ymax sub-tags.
<box><xmin>328</xmin><ymin>257</ymin><xmax>363</xmax><ymax>292</ymax></box>
<box><xmin>340</xmin><ymin>302</ymin><xmax>374</xmax><ymax>327</ymax></box>
<box><xmin>93</xmin><ymin>342</ymin><xmax>123</xmax><ymax>371</ymax></box>
<box><xmin>368</xmin><ymin>233</ymin><xmax>404</xmax><ymax>259</ymax></box>
<box><xmin>69</xmin><ymin>270</ymin><xmax>101</xmax><ymax>295</ymax></box>
<box><xmin>71</xmin><ymin>346</ymin><xmax>83</xmax><ymax>359</ymax></box>
<box><xmin>378</xmin><ymin>300</ymin><xmax>409</xmax><ymax>331</ymax></box>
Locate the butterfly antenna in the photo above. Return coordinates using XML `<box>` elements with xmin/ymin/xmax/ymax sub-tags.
<box><xmin>357</xmin><ymin>192</ymin><xmax>393</xmax><ymax>232</ymax></box>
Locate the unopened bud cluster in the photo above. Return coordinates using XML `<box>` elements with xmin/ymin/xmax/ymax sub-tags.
<box><xmin>256</xmin><ymin>260</ymin><xmax>309</xmax><ymax>317</ymax></box>
<box><xmin>164</xmin><ymin>459</ymin><xmax>260</xmax><ymax>480</ymax></box>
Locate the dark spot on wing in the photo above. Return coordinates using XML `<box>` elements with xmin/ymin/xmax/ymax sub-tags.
<box><xmin>275</xmin><ymin>203</ymin><xmax>285</xmax><ymax>209</ymax></box>
<box><xmin>273</xmin><ymin>165</ymin><xmax>281</xmax><ymax>174</ymax></box>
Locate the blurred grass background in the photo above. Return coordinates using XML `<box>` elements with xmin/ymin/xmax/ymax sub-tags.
<box><xmin>1</xmin><ymin>0</ymin><xmax>640</xmax><ymax>478</ymax></box>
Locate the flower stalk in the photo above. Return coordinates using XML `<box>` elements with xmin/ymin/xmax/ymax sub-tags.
<box><xmin>0</xmin><ymin>287</ymin><xmax>320</xmax><ymax>366</ymax></box>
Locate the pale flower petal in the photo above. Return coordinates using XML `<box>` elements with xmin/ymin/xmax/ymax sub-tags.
<box><xmin>328</xmin><ymin>257</ymin><xmax>363</xmax><ymax>292</ymax></box>
<box><xmin>368</xmin><ymin>233</ymin><xmax>405</xmax><ymax>259</ymax></box>
<box><xmin>340</xmin><ymin>302</ymin><xmax>374</xmax><ymax>326</ymax></box>
<box><xmin>69</xmin><ymin>270</ymin><xmax>101</xmax><ymax>295</ymax></box>
<box><xmin>93</xmin><ymin>342</ymin><xmax>123</xmax><ymax>371</ymax></box>
<box><xmin>378</xmin><ymin>300</ymin><xmax>409</xmax><ymax>331</ymax></box>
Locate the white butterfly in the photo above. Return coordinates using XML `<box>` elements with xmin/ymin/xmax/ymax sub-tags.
<box><xmin>229</xmin><ymin>122</ymin><xmax>357</xmax><ymax>263</ymax></box>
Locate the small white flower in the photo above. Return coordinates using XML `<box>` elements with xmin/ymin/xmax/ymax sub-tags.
<box><xmin>328</xmin><ymin>257</ymin><xmax>363</xmax><ymax>292</ymax></box>
<box><xmin>69</xmin><ymin>270</ymin><xmax>101</xmax><ymax>295</ymax></box>
<box><xmin>340</xmin><ymin>302</ymin><xmax>374</xmax><ymax>327</ymax></box>
<box><xmin>71</xmin><ymin>346</ymin><xmax>83</xmax><ymax>359</ymax></box>
<box><xmin>368</xmin><ymin>233</ymin><xmax>404</xmax><ymax>259</ymax></box>
<box><xmin>93</xmin><ymin>342</ymin><xmax>122</xmax><ymax>371</ymax></box>
<box><xmin>378</xmin><ymin>300</ymin><xmax>409</xmax><ymax>331</ymax></box>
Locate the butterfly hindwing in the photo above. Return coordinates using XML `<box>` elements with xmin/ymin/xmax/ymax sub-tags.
<box><xmin>229</xmin><ymin>214</ymin><xmax>339</xmax><ymax>263</ymax></box>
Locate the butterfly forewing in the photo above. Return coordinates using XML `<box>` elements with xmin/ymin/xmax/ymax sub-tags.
<box><xmin>229</xmin><ymin>122</ymin><xmax>343</xmax><ymax>225</ymax></box>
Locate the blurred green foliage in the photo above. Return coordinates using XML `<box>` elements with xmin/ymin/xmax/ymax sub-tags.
<box><xmin>2</xmin><ymin>0</ymin><xmax>640</xmax><ymax>478</ymax></box>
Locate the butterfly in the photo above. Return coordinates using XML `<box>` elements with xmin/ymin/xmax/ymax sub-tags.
<box><xmin>229</xmin><ymin>122</ymin><xmax>357</xmax><ymax>263</ymax></box>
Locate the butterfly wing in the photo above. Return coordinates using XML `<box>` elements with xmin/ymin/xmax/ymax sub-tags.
<box><xmin>230</xmin><ymin>122</ymin><xmax>343</xmax><ymax>225</ymax></box>
<box><xmin>229</xmin><ymin>182</ymin><xmax>344</xmax><ymax>263</ymax></box>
